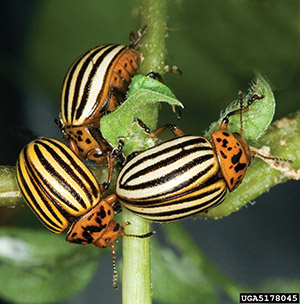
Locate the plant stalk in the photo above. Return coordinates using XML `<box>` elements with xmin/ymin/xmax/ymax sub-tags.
<box><xmin>121</xmin><ymin>1</ymin><xmax>168</xmax><ymax>303</ymax></box>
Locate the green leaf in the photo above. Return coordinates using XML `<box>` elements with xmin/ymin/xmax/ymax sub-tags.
<box><xmin>126</xmin><ymin>74</ymin><xmax>179</xmax><ymax>99</ymax></box>
<box><xmin>206</xmin><ymin>73</ymin><xmax>275</xmax><ymax>141</ymax></box>
<box><xmin>100</xmin><ymin>75</ymin><xmax>183</xmax><ymax>156</ymax></box>
<box><xmin>0</xmin><ymin>227</ymin><xmax>104</xmax><ymax>304</ymax></box>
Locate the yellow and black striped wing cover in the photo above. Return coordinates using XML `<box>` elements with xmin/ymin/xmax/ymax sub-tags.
<box><xmin>16</xmin><ymin>138</ymin><xmax>101</xmax><ymax>233</ymax></box>
<box><xmin>116</xmin><ymin>136</ymin><xmax>227</xmax><ymax>222</ymax></box>
<box><xmin>61</xmin><ymin>44</ymin><xmax>140</xmax><ymax>126</ymax></box>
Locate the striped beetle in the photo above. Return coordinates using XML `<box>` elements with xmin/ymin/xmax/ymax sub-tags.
<box><xmin>56</xmin><ymin>42</ymin><xmax>141</xmax><ymax>189</ymax></box>
<box><xmin>116</xmin><ymin>92</ymin><xmax>277</xmax><ymax>222</ymax></box>
<box><xmin>16</xmin><ymin>137</ymin><xmax>152</xmax><ymax>288</ymax></box>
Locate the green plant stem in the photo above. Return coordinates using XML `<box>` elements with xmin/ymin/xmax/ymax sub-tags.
<box><xmin>121</xmin><ymin>1</ymin><xmax>168</xmax><ymax>303</ymax></box>
<box><xmin>0</xmin><ymin>166</ymin><xmax>23</xmax><ymax>207</ymax></box>
<box><xmin>139</xmin><ymin>0</ymin><xmax>167</xmax><ymax>74</ymax></box>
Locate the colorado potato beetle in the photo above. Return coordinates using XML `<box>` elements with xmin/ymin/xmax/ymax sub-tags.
<box><xmin>56</xmin><ymin>43</ymin><xmax>141</xmax><ymax>189</ymax></box>
<box><xmin>116</xmin><ymin>93</ymin><xmax>272</xmax><ymax>222</ymax></box>
<box><xmin>16</xmin><ymin>137</ymin><xmax>152</xmax><ymax>288</ymax></box>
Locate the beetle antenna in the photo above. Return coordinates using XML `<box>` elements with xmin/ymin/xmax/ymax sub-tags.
<box><xmin>251</xmin><ymin>148</ymin><xmax>293</xmax><ymax>164</ymax></box>
<box><xmin>111</xmin><ymin>244</ymin><xmax>118</xmax><ymax>290</ymax></box>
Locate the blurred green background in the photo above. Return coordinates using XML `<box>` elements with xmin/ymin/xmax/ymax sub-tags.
<box><xmin>0</xmin><ymin>1</ymin><xmax>299</xmax><ymax>304</ymax></box>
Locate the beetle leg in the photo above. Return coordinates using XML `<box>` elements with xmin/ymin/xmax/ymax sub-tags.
<box><xmin>219</xmin><ymin>91</ymin><xmax>264</xmax><ymax>131</ymax></box>
<box><xmin>129</xmin><ymin>25</ymin><xmax>147</xmax><ymax>48</ymax></box>
<box><xmin>69</xmin><ymin>139</ymin><xmax>80</xmax><ymax>156</ymax></box>
<box><xmin>146</xmin><ymin>71</ymin><xmax>164</xmax><ymax>82</ymax></box>
<box><xmin>99</xmin><ymin>140</ymin><xmax>124</xmax><ymax>192</ymax></box>
<box><xmin>136</xmin><ymin>118</ymin><xmax>185</xmax><ymax>138</ymax></box>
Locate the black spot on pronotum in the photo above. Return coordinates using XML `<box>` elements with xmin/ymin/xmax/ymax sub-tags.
<box><xmin>108</xmin><ymin>210</ymin><xmax>111</xmax><ymax>216</ymax></box>
<box><xmin>82</xmin><ymin>222</ymin><xmax>107</xmax><ymax>242</ymax></box>
<box><xmin>113</xmin><ymin>223</ymin><xmax>120</xmax><ymax>232</ymax></box>
<box><xmin>222</xmin><ymin>139</ymin><xmax>229</xmax><ymax>148</ymax></box>
<box><xmin>86</xmin><ymin>138</ymin><xmax>91</xmax><ymax>144</ymax></box>
<box><xmin>216</xmin><ymin>138</ymin><xmax>222</xmax><ymax>143</ymax></box>
<box><xmin>98</xmin><ymin>206</ymin><xmax>106</xmax><ymax>219</ymax></box>
<box><xmin>96</xmin><ymin>217</ymin><xmax>102</xmax><ymax>224</ymax></box>
<box><xmin>230</xmin><ymin>177</ymin><xmax>234</xmax><ymax>185</ymax></box>
<box><xmin>76</xmin><ymin>130</ymin><xmax>83</xmax><ymax>135</ymax></box>
<box><xmin>234</xmin><ymin>162</ymin><xmax>247</xmax><ymax>173</ymax></box>
<box><xmin>220</xmin><ymin>150</ymin><xmax>227</xmax><ymax>159</ymax></box>
<box><xmin>77</xmin><ymin>136</ymin><xmax>83</xmax><ymax>142</ymax></box>
<box><xmin>231</xmin><ymin>149</ymin><xmax>242</xmax><ymax>164</ymax></box>
<box><xmin>72</xmin><ymin>232</ymin><xmax>77</xmax><ymax>237</ymax></box>
<box><xmin>222</xmin><ymin>132</ymin><xmax>230</xmax><ymax>137</ymax></box>
<box><xmin>228</xmin><ymin>147</ymin><xmax>232</xmax><ymax>151</ymax></box>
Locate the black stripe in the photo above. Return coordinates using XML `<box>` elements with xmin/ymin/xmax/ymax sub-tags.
<box><xmin>121</xmin><ymin>136</ymin><xmax>211</xmax><ymax>178</ymax></box>
<box><xmin>119</xmin><ymin>171</ymin><xmax>221</xmax><ymax>206</ymax></box>
<box><xmin>129</xmin><ymin>189</ymin><xmax>227</xmax><ymax>222</ymax></box>
<box><xmin>75</xmin><ymin>44</ymin><xmax>124</xmax><ymax>121</ymax></box>
<box><xmin>42</xmin><ymin>138</ymin><xmax>99</xmax><ymax>199</ymax></box>
<box><xmin>94</xmin><ymin>46</ymin><xmax>128</xmax><ymax>114</ymax></box>
<box><xmin>131</xmin><ymin>164</ymin><xmax>217</xmax><ymax>202</ymax></box>
<box><xmin>18</xmin><ymin>151</ymin><xmax>63</xmax><ymax>232</ymax></box>
<box><xmin>123</xmin><ymin>146</ymin><xmax>213</xmax><ymax>186</ymax></box>
<box><xmin>35</xmin><ymin>140</ymin><xmax>91</xmax><ymax>209</ymax></box>
<box><xmin>70</xmin><ymin>45</ymin><xmax>109</xmax><ymax>121</ymax></box>
<box><xmin>34</xmin><ymin>147</ymin><xmax>81</xmax><ymax>213</ymax></box>
<box><xmin>23</xmin><ymin>147</ymin><xmax>66</xmax><ymax>226</ymax></box>
<box><xmin>63</xmin><ymin>46</ymin><xmax>107</xmax><ymax>123</ymax></box>
<box><xmin>120</xmin><ymin>153</ymin><xmax>214</xmax><ymax>193</ymax></box>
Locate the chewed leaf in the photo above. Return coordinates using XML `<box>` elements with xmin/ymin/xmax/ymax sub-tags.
<box><xmin>100</xmin><ymin>75</ymin><xmax>183</xmax><ymax>155</ymax></box>
<box><xmin>206</xmin><ymin>73</ymin><xmax>275</xmax><ymax>141</ymax></box>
